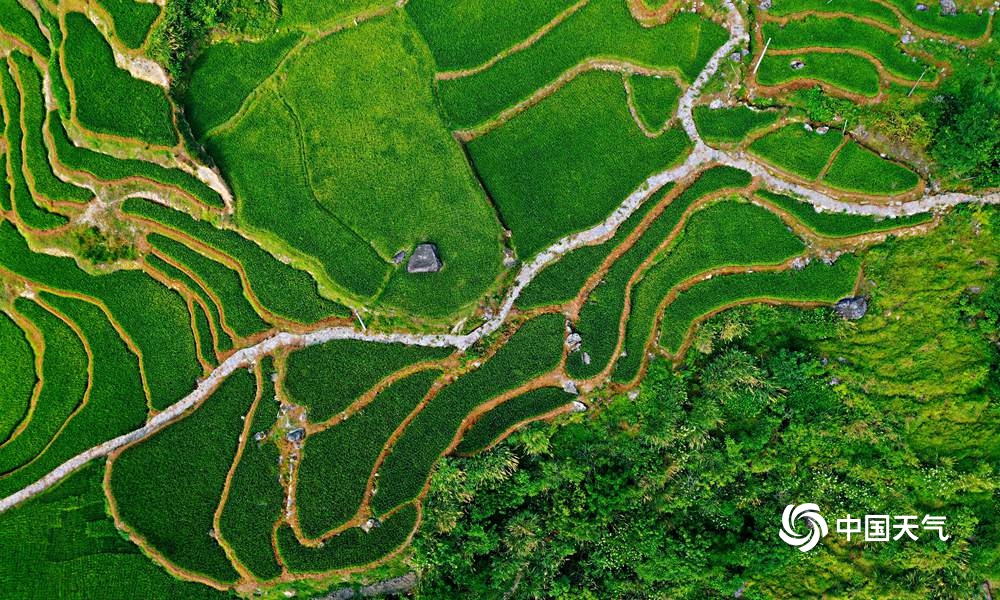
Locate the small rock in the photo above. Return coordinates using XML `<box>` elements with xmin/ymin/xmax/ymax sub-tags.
<box><xmin>834</xmin><ymin>296</ymin><xmax>868</xmax><ymax>320</ymax></box>
<box><xmin>563</xmin><ymin>380</ymin><xmax>579</xmax><ymax>395</ymax></box>
<box><xmin>790</xmin><ymin>60</ymin><xmax>805</xmax><ymax>70</ymax></box>
<box><xmin>916</xmin><ymin>2</ymin><xmax>928</xmax><ymax>9</ymax></box>
<box><xmin>758</xmin><ymin>0</ymin><xmax>771</xmax><ymax>9</ymax></box>
<box><xmin>829</xmin><ymin>377</ymin><xmax>842</xmax><ymax>386</ymax></box>
<box><xmin>286</xmin><ymin>427</ymin><xmax>305</xmax><ymax>443</ymax></box>
<box><xmin>803</xmin><ymin>123</ymin><xmax>814</xmax><ymax>132</ymax></box>
<box><xmin>566</xmin><ymin>332</ymin><xmax>582</xmax><ymax>351</ymax></box>
<box><xmin>253</xmin><ymin>431</ymin><xmax>267</xmax><ymax>442</ymax></box>
<box><xmin>901</xmin><ymin>31</ymin><xmax>917</xmax><ymax>44</ymax></box>
<box><xmin>709</xmin><ymin>98</ymin><xmax>724</xmax><ymax>109</ymax></box>
<box><xmin>502</xmin><ymin>247</ymin><xmax>517</xmax><ymax>268</ymax></box>
<box><xmin>815</xmin><ymin>126</ymin><xmax>829</xmax><ymax>135</ymax></box>
<box><xmin>361</xmin><ymin>518</ymin><xmax>381</xmax><ymax>533</ymax></box>
<box><xmin>968</xmin><ymin>286</ymin><xmax>982</xmax><ymax>294</ymax></box>
<box><xmin>406</xmin><ymin>243</ymin><xmax>442</xmax><ymax>273</ymax></box>
<box><xmin>581</xmin><ymin>352</ymin><xmax>591</xmax><ymax>365</ymax></box>
<box><xmin>392</xmin><ymin>250</ymin><xmax>406</xmax><ymax>264</ymax></box>
<box><xmin>627</xmin><ymin>389</ymin><xmax>640</xmax><ymax>400</ymax></box>
<box><xmin>729</xmin><ymin>51</ymin><xmax>742</xmax><ymax>62</ymax></box>
<box><xmin>570</xmin><ymin>401</ymin><xmax>587</xmax><ymax>413</ymax></box>
<box><xmin>940</xmin><ymin>0</ymin><xmax>956</xmax><ymax>15</ymax></box>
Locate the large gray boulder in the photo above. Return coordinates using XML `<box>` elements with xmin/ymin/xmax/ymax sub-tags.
<box><xmin>406</xmin><ymin>243</ymin><xmax>442</xmax><ymax>273</ymax></box>
<box><xmin>834</xmin><ymin>296</ymin><xmax>868</xmax><ymax>320</ymax></box>
<box><xmin>940</xmin><ymin>0</ymin><xmax>957</xmax><ymax>14</ymax></box>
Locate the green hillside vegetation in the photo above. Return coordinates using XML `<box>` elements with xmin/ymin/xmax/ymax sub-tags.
<box><xmin>95</xmin><ymin>0</ymin><xmax>161</xmax><ymax>49</ymax></box>
<box><xmin>469</xmin><ymin>71</ymin><xmax>691</xmax><ymax>259</ymax></box>
<box><xmin>109</xmin><ymin>370</ymin><xmax>256</xmax><ymax>584</ymax></box>
<box><xmin>692</xmin><ymin>104</ymin><xmax>781</xmax><ymax>144</ymax></box>
<box><xmin>628</xmin><ymin>73</ymin><xmax>682</xmax><ymax>130</ymax></box>
<box><xmin>748</xmin><ymin>123</ymin><xmax>844</xmax><ymax>180</ymax></box>
<box><xmin>756</xmin><ymin>190</ymin><xmax>932</xmax><ymax>236</ymax></box>
<box><xmin>0</xmin><ymin>312</ymin><xmax>35</xmax><ymax>445</ymax></box>
<box><xmin>756</xmin><ymin>51</ymin><xmax>881</xmax><ymax>97</ymax></box>
<box><xmin>820</xmin><ymin>141</ymin><xmax>921</xmax><ymax>195</ymax></box>
<box><xmin>455</xmin><ymin>387</ymin><xmax>574</xmax><ymax>455</ymax></box>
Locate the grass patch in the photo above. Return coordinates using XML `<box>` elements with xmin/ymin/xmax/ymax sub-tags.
<box><xmin>756</xmin><ymin>51</ymin><xmax>881</xmax><ymax>97</ymax></box>
<box><xmin>516</xmin><ymin>186</ymin><xmax>668</xmax><ymax>309</ymax></box>
<box><xmin>764</xmin><ymin>0</ymin><xmax>898</xmax><ymax>27</ymax></box>
<box><xmin>218</xmin><ymin>357</ymin><xmax>283</xmax><ymax>581</ymax></box>
<box><xmin>148</xmin><ymin>233</ymin><xmax>270</xmax><ymax>338</ymax></box>
<box><xmin>123</xmin><ymin>198</ymin><xmax>348</xmax><ymax>323</ymax></box>
<box><xmin>757</xmin><ymin>190</ymin><xmax>932</xmax><ymax>236</ymax></box>
<box><xmin>296</xmin><ymin>370</ymin><xmax>440</xmax><ymax>538</ymax></box>
<box><xmin>0</xmin><ymin>221</ymin><xmax>201</xmax><ymax>409</ymax></box>
<box><xmin>276</xmin><ymin>503</ymin><xmax>418</xmax><ymax>573</ymax></box>
<box><xmin>469</xmin><ymin>70</ymin><xmax>691</xmax><ymax>259</ymax></box>
<box><xmin>437</xmin><ymin>0</ymin><xmax>727</xmax><ymax>128</ymax></box>
<box><xmin>277</xmin><ymin>0</ymin><xmax>392</xmax><ymax>30</ymax></box>
<box><xmin>63</xmin><ymin>13</ymin><xmax>176</xmax><ymax>146</ymax></box>
<box><xmin>406</xmin><ymin>0</ymin><xmax>576</xmax><ymax>70</ymax></box>
<box><xmin>109</xmin><ymin>370</ymin><xmax>256</xmax><ymax>584</ymax></box>
<box><xmin>883</xmin><ymin>0</ymin><xmax>989</xmax><ymax>39</ymax></box>
<box><xmin>372</xmin><ymin>313</ymin><xmax>566</xmax><ymax>514</ymax></box>
<box><xmin>693</xmin><ymin>104</ymin><xmax>781</xmax><ymax>144</ymax></box>
<box><xmin>628</xmin><ymin>73</ymin><xmax>682</xmax><ymax>131</ymax></box>
<box><xmin>95</xmin><ymin>0</ymin><xmax>161</xmax><ymax>49</ymax></box>
<box><xmin>0</xmin><ymin>293</ymin><xmax>147</xmax><ymax>498</ymax></box>
<box><xmin>614</xmin><ymin>200</ymin><xmax>806</xmax><ymax>382</ymax></box>
<box><xmin>0</xmin><ymin>298</ymin><xmax>87</xmax><ymax>476</ymax></box>
<box><xmin>747</xmin><ymin>123</ymin><xmax>844</xmax><ymax>180</ymax></box>
<box><xmin>659</xmin><ymin>254</ymin><xmax>862</xmax><ymax>353</ymax></box>
<box><xmin>0</xmin><ymin>311</ymin><xmax>34</xmax><ymax>445</ymax></box>
<box><xmin>455</xmin><ymin>387</ymin><xmax>574</xmax><ymax>455</ymax></box>
<box><xmin>567</xmin><ymin>167</ymin><xmax>753</xmax><ymax>379</ymax></box>
<box><xmin>183</xmin><ymin>32</ymin><xmax>302</xmax><ymax>138</ymax></box>
<box><xmin>820</xmin><ymin>141</ymin><xmax>921</xmax><ymax>195</ymax></box>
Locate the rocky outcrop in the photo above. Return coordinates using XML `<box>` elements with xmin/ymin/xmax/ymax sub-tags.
<box><xmin>834</xmin><ymin>296</ymin><xmax>868</xmax><ymax>320</ymax></box>
<box><xmin>406</xmin><ymin>243</ymin><xmax>442</xmax><ymax>273</ymax></box>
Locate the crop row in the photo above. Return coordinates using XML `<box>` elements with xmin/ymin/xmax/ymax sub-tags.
<box><xmin>109</xmin><ymin>370</ymin><xmax>257</xmax><ymax>584</ymax></box>
<box><xmin>93</xmin><ymin>0</ymin><xmax>161</xmax><ymax>50</ymax></box>
<box><xmin>0</xmin><ymin>221</ymin><xmax>201</xmax><ymax>409</ymax></box>
<box><xmin>296</xmin><ymin>370</ymin><xmax>441</xmax><ymax>538</ymax></box>
<box><xmin>756</xmin><ymin>190</ymin><xmax>931</xmax><ymax>236</ymax></box>
<box><xmin>437</xmin><ymin>0</ymin><xmax>727</xmax><ymax>128</ymax></box>
<box><xmin>0</xmin><ymin>292</ymin><xmax>147</xmax><ymax>498</ymax></box>
<box><xmin>276</xmin><ymin>503</ymin><xmax>419</xmax><ymax>574</ymax></box>
<box><xmin>659</xmin><ymin>254</ymin><xmax>862</xmax><ymax>352</ymax></box>
<box><xmin>567</xmin><ymin>166</ymin><xmax>754</xmax><ymax>380</ymax></box>
<box><xmin>371</xmin><ymin>313</ymin><xmax>566</xmax><ymax>514</ymax></box>
<box><xmin>692</xmin><ymin>105</ymin><xmax>781</xmax><ymax>144</ymax></box>
<box><xmin>614</xmin><ymin>199</ymin><xmax>806</xmax><ymax>383</ymax></box>
<box><xmin>468</xmin><ymin>70</ymin><xmax>691</xmax><ymax>259</ymax></box>
<box><xmin>454</xmin><ymin>386</ymin><xmax>574</xmax><ymax>455</ymax></box>
<box><xmin>284</xmin><ymin>340</ymin><xmax>452</xmax><ymax>424</ymax></box>
<box><xmin>0</xmin><ymin>0</ymin><xmax>48</xmax><ymax>56</ymax></box>
<box><xmin>756</xmin><ymin>51</ymin><xmax>882</xmax><ymax>97</ymax></box>
<box><xmin>0</xmin><ymin>310</ymin><xmax>35</xmax><ymax>445</ymax></box>
<box><xmin>218</xmin><ymin>357</ymin><xmax>284</xmax><ymax>581</ymax></box>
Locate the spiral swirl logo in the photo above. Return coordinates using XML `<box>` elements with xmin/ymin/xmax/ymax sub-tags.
<box><xmin>779</xmin><ymin>503</ymin><xmax>828</xmax><ymax>552</ymax></box>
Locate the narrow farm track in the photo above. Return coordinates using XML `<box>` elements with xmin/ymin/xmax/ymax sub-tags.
<box><xmin>3</xmin><ymin>0</ymin><xmax>1000</xmax><ymax>521</ymax></box>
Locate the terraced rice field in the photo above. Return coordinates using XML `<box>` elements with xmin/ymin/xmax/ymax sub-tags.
<box><xmin>0</xmin><ymin>0</ymin><xmax>991</xmax><ymax>596</ymax></box>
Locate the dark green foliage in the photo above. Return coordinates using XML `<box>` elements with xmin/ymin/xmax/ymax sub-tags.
<box><xmin>122</xmin><ymin>198</ymin><xmax>348</xmax><ymax>323</ymax></box>
<box><xmin>48</xmin><ymin>116</ymin><xmax>224</xmax><ymax>208</ymax></box>
<box><xmin>218</xmin><ymin>357</ymin><xmax>283</xmax><ymax>581</ymax></box>
<box><xmin>0</xmin><ymin>221</ymin><xmax>201</xmax><ymax>410</ymax></box>
<box><xmin>96</xmin><ymin>0</ymin><xmax>162</xmax><ymax>49</ymax></box>
<box><xmin>659</xmin><ymin>254</ymin><xmax>862</xmax><ymax>352</ymax></box>
<box><xmin>406</xmin><ymin>0</ymin><xmax>575</xmax><ymax>70</ymax></box>
<box><xmin>0</xmin><ymin>293</ymin><xmax>146</xmax><ymax>498</ymax></box>
<box><xmin>0</xmin><ymin>298</ymin><xmax>87</xmax><ymax>476</ymax></box>
<box><xmin>75</xmin><ymin>226</ymin><xmax>138</xmax><ymax>264</ymax></box>
<box><xmin>455</xmin><ymin>387</ymin><xmax>573</xmax><ymax>455</ymax></box>
<box><xmin>614</xmin><ymin>200</ymin><xmax>806</xmax><ymax>382</ymax></box>
<box><xmin>0</xmin><ymin>464</ymin><xmax>226</xmax><ymax>599</ymax></box>
<box><xmin>468</xmin><ymin>71</ymin><xmax>691</xmax><ymax>259</ymax></box>
<box><xmin>149</xmin><ymin>233</ymin><xmax>270</xmax><ymax>338</ymax></box>
<box><xmin>567</xmin><ymin>167</ymin><xmax>753</xmax><ymax>380</ymax></box>
<box><xmin>276</xmin><ymin>503</ymin><xmax>418</xmax><ymax>573</ymax></box>
<box><xmin>296</xmin><ymin>370</ymin><xmax>440</xmax><ymax>537</ymax></box>
<box><xmin>372</xmin><ymin>314</ymin><xmax>565</xmax><ymax>514</ymax></box>
<box><xmin>756</xmin><ymin>190</ymin><xmax>931</xmax><ymax>237</ymax></box>
<box><xmin>517</xmin><ymin>187</ymin><xmax>667</xmax><ymax>309</ymax></box>
<box><xmin>437</xmin><ymin>0</ymin><xmax>727</xmax><ymax>128</ymax></box>
<box><xmin>183</xmin><ymin>31</ymin><xmax>302</xmax><ymax>137</ymax></box>
<box><xmin>0</xmin><ymin>311</ymin><xmax>34</xmax><ymax>445</ymax></box>
<box><xmin>63</xmin><ymin>13</ymin><xmax>177</xmax><ymax>146</ymax></box>
<box><xmin>110</xmin><ymin>370</ymin><xmax>256</xmax><ymax>584</ymax></box>
<box><xmin>693</xmin><ymin>104</ymin><xmax>781</xmax><ymax>144</ymax></box>
<box><xmin>285</xmin><ymin>340</ymin><xmax>451</xmax><ymax>423</ymax></box>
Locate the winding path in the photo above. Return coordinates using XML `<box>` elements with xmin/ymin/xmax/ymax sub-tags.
<box><xmin>1</xmin><ymin>0</ymin><xmax>998</xmax><ymax>515</ymax></box>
